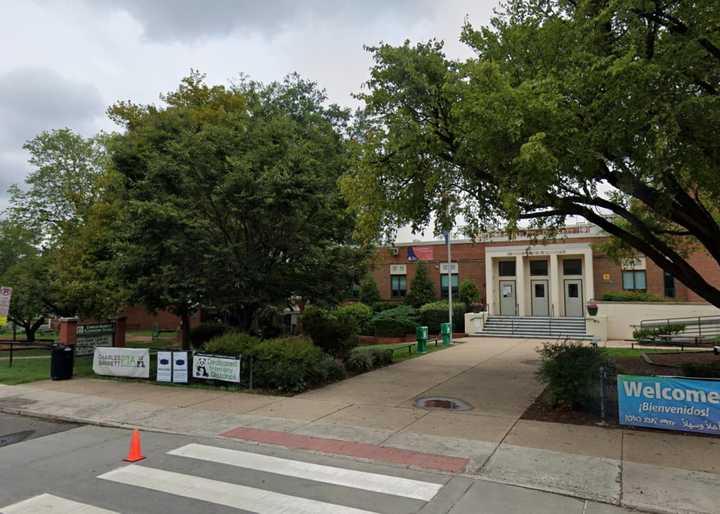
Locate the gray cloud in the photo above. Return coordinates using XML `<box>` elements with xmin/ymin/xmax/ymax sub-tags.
<box><xmin>0</xmin><ymin>68</ymin><xmax>105</xmax><ymax>206</ymax></box>
<box><xmin>89</xmin><ymin>0</ymin><xmax>435</xmax><ymax>42</ymax></box>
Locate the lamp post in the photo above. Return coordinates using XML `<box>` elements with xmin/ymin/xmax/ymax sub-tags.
<box><xmin>444</xmin><ymin>230</ymin><xmax>453</xmax><ymax>345</ymax></box>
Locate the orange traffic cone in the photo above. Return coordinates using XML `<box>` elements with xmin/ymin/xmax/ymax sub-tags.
<box><xmin>124</xmin><ymin>429</ymin><xmax>145</xmax><ymax>462</ymax></box>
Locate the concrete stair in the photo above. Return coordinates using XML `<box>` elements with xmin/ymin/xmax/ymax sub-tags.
<box><xmin>474</xmin><ymin>315</ymin><xmax>593</xmax><ymax>340</ymax></box>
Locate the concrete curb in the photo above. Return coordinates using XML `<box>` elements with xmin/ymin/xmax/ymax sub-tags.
<box><xmin>1</xmin><ymin>405</ymin><xmax>658</xmax><ymax>513</ymax></box>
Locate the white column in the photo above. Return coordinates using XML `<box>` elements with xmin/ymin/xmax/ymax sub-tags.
<box><xmin>515</xmin><ymin>255</ymin><xmax>526</xmax><ymax>316</ymax></box>
<box><xmin>583</xmin><ymin>248</ymin><xmax>595</xmax><ymax>303</ymax></box>
<box><xmin>485</xmin><ymin>255</ymin><xmax>495</xmax><ymax>315</ymax></box>
<box><xmin>550</xmin><ymin>253</ymin><xmax>560</xmax><ymax>317</ymax></box>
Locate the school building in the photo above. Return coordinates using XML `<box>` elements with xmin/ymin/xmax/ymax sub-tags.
<box><xmin>370</xmin><ymin>223</ymin><xmax>720</xmax><ymax>341</ymax></box>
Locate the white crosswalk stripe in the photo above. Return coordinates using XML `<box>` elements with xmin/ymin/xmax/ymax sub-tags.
<box><xmin>168</xmin><ymin>443</ymin><xmax>442</xmax><ymax>501</ymax></box>
<box><xmin>98</xmin><ymin>464</ymin><xmax>382</xmax><ymax>514</ymax></box>
<box><xmin>0</xmin><ymin>493</ymin><xmax>119</xmax><ymax>514</ymax></box>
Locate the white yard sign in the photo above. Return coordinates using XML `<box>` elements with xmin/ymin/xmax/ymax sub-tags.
<box><xmin>192</xmin><ymin>353</ymin><xmax>240</xmax><ymax>383</ymax></box>
<box><xmin>93</xmin><ymin>348</ymin><xmax>150</xmax><ymax>378</ymax></box>
<box><xmin>0</xmin><ymin>287</ymin><xmax>12</xmax><ymax>327</ymax></box>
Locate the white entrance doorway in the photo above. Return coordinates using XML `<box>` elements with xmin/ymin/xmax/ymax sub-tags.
<box><xmin>531</xmin><ymin>279</ymin><xmax>549</xmax><ymax>317</ymax></box>
<box><xmin>499</xmin><ymin>280</ymin><xmax>517</xmax><ymax>316</ymax></box>
<box><xmin>564</xmin><ymin>279</ymin><xmax>583</xmax><ymax>317</ymax></box>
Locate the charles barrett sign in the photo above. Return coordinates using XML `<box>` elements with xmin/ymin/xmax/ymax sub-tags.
<box><xmin>93</xmin><ymin>348</ymin><xmax>150</xmax><ymax>379</ymax></box>
<box><xmin>618</xmin><ymin>374</ymin><xmax>720</xmax><ymax>435</ymax></box>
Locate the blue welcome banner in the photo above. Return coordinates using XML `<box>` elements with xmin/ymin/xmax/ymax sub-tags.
<box><xmin>618</xmin><ymin>374</ymin><xmax>720</xmax><ymax>435</ymax></box>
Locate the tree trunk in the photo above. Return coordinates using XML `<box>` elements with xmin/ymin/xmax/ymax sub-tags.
<box><xmin>24</xmin><ymin>323</ymin><xmax>36</xmax><ymax>343</ymax></box>
<box><xmin>180</xmin><ymin>312</ymin><xmax>191</xmax><ymax>351</ymax></box>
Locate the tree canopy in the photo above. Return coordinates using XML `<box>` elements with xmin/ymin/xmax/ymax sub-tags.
<box><xmin>341</xmin><ymin>0</ymin><xmax>720</xmax><ymax>306</ymax></box>
<box><xmin>109</xmin><ymin>73</ymin><xmax>366</xmax><ymax>344</ymax></box>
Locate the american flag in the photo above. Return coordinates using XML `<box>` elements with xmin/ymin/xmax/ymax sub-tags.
<box><xmin>407</xmin><ymin>246</ymin><xmax>433</xmax><ymax>261</ymax></box>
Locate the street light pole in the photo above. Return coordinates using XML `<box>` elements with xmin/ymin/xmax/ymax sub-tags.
<box><xmin>446</xmin><ymin>230</ymin><xmax>453</xmax><ymax>345</ymax></box>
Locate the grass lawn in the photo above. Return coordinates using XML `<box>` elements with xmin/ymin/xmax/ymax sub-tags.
<box><xmin>0</xmin><ymin>356</ymin><xmax>94</xmax><ymax>385</ymax></box>
<box><xmin>127</xmin><ymin>329</ymin><xmax>177</xmax><ymax>338</ymax></box>
<box><xmin>355</xmin><ymin>338</ymin><xmax>451</xmax><ymax>363</ymax></box>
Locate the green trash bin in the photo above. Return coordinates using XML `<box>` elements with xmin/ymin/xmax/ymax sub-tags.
<box><xmin>440</xmin><ymin>322</ymin><xmax>452</xmax><ymax>347</ymax></box>
<box><xmin>416</xmin><ymin>325</ymin><xmax>429</xmax><ymax>353</ymax></box>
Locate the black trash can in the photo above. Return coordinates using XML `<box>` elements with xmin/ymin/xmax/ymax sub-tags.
<box><xmin>50</xmin><ymin>344</ymin><xmax>74</xmax><ymax>380</ymax></box>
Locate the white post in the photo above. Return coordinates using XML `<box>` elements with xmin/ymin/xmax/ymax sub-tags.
<box><xmin>447</xmin><ymin>231</ymin><xmax>453</xmax><ymax>344</ymax></box>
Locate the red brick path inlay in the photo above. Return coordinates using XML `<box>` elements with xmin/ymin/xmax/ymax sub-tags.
<box><xmin>220</xmin><ymin>426</ymin><xmax>469</xmax><ymax>473</ymax></box>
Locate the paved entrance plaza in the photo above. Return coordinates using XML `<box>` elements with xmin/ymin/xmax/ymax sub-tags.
<box><xmin>2</xmin><ymin>338</ymin><xmax>720</xmax><ymax>513</ymax></box>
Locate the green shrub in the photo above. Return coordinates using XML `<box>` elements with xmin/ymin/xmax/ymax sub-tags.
<box><xmin>337</xmin><ymin>303</ymin><xmax>373</xmax><ymax>335</ymax></box>
<box><xmin>346</xmin><ymin>352</ymin><xmax>374</xmax><ymax>373</ymax></box>
<box><xmin>308</xmin><ymin>354</ymin><xmax>347</xmax><ymax>383</ymax></box>
<box><xmin>372</xmin><ymin>302</ymin><xmax>399</xmax><ymax>313</ymax></box>
<box><xmin>359</xmin><ymin>275</ymin><xmax>381</xmax><ymax>305</ymax></box>
<box><xmin>633</xmin><ymin>324</ymin><xmax>686</xmax><ymax>342</ymax></box>
<box><xmin>253</xmin><ymin>337</ymin><xmax>340</xmax><ymax>392</ymax></box>
<box><xmin>680</xmin><ymin>362</ymin><xmax>720</xmax><ymax>379</ymax></box>
<box><xmin>601</xmin><ymin>291</ymin><xmax>664</xmax><ymax>302</ymax></box>
<box><xmin>375</xmin><ymin>305</ymin><xmax>418</xmax><ymax>320</ymax></box>
<box><xmin>368</xmin><ymin>317</ymin><xmax>417</xmax><ymax>337</ymax></box>
<box><xmin>301</xmin><ymin>305</ymin><xmax>358</xmax><ymax>358</ymax></box>
<box><xmin>190</xmin><ymin>322</ymin><xmax>231</xmax><ymax>349</ymax></box>
<box><xmin>200</xmin><ymin>333</ymin><xmax>348</xmax><ymax>393</ymax></box>
<box><xmin>459</xmin><ymin>279</ymin><xmax>481</xmax><ymax>306</ymax></box>
<box><xmin>367</xmin><ymin>305</ymin><xmax>419</xmax><ymax>337</ymax></box>
<box><xmin>405</xmin><ymin>262</ymin><xmax>436</xmax><ymax>307</ymax></box>
<box><xmin>537</xmin><ymin>342</ymin><xmax>611</xmax><ymax>408</ymax></box>
<box><xmin>418</xmin><ymin>301</ymin><xmax>466</xmax><ymax>334</ymax></box>
<box><xmin>368</xmin><ymin>348</ymin><xmax>394</xmax><ymax>367</ymax></box>
<box><xmin>203</xmin><ymin>332</ymin><xmax>260</xmax><ymax>354</ymax></box>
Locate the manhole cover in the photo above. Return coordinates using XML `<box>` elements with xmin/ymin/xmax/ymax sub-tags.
<box><xmin>415</xmin><ymin>396</ymin><xmax>472</xmax><ymax>411</ymax></box>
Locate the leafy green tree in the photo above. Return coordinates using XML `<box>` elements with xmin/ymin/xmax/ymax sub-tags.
<box><xmin>7</xmin><ymin>128</ymin><xmax>108</xmax><ymax>244</ymax></box>
<box><xmin>109</xmin><ymin>73</ymin><xmax>365</xmax><ymax>347</ymax></box>
<box><xmin>0</xmin><ymin>220</ymin><xmax>37</xmax><ymax>273</ymax></box>
<box><xmin>3</xmin><ymin>129</ymin><xmax>124</xmax><ymax>320</ymax></box>
<box><xmin>342</xmin><ymin>1</ymin><xmax>720</xmax><ymax>307</ymax></box>
<box><xmin>1</xmin><ymin>255</ymin><xmax>52</xmax><ymax>341</ymax></box>
<box><xmin>404</xmin><ymin>262</ymin><xmax>436</xmax><ymax>307</ymax></box>
<box><xmin>359</xmin><ymin>274</ymin><xmax>381</xmax><ymax>305</ymax></box>
<box><xmin>459</xmin><ymin>279</ymin><xmax>480</xmax><ymax>307</ymax></box>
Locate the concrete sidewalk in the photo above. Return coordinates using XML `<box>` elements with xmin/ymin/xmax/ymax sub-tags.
<box><xmin>1</xmin><ymin>338</ymin><xmax>719</xmax><ymax>513</ymax></box>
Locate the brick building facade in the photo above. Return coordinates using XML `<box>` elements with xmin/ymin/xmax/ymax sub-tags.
<box><xmin>370</xmin><ymin>224</ymin><xmax>719</xmax><ymax>317</ymax></box>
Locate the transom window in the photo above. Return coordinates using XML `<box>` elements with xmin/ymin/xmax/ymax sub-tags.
<box><xmin>530</xmin><ymin>260</ymin><xmax>548</xmax><ymax>276</ymax></box>
<box><xmin>498</xmin><ymin>260</ymin><xmax>516</xmax><ymax>277</ymax></box>
<box><xmin>391</xmin><ymin>275</ymin><xmax>407</xmax><ymax>297</ymax></box>
<box><xmin>441</xmin><ymin>274</ymin><xmax>459</xmax><ymax>298</ymax></box>
<box><xmin>563</xmin><ymin>258</ymin><xmax>582</xmax><ymax>276</ymax></box>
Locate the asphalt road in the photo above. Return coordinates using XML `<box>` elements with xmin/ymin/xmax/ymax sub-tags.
<box><xmin>0</xmin><ymin>413</ymin><xmax>637</xmax><ymax>514</ymax></box>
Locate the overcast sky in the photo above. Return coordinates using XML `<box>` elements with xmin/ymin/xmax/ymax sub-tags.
<box><xmin>0</xmin><ymin>0</ymin><xmax>497</xmax><ymax>239</ymax></box>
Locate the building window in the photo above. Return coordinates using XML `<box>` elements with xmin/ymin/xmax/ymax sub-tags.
<box><xmin>391</xmin><ymin>275</ymin><xmax>407</xmax><ymax>297</ymax></box>
<box><xmin>563</xmin><ymin>258</ymin><xmax>582</xmax><ymax>275</ymax></box>
<box><xmin>530</xmin><ymin>260</ymin><xmax>548</xmax><ymax>276</ymax></box>
<box><xmin>441</xmin><ymin>274</ymin><xmax>459</xmax><ymax>298</ymax></box>
<box><xmin>498</xmin><ymin>260</ymin><xmax>516</xmax><ymax>277</ymax></box>
<box><xmin>664</xmin><ymin>272</ymin><xmax>676</xmax><ymax>298</ymax></box>
<box><xmin>622</xmin><ymin>270</ymin><xmax>647</xmax><ymax>291</ymax></box>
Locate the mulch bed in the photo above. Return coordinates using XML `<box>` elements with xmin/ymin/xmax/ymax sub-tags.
<box><xmin>522</xmin><ymin>351</ymin><xmax>720</xmax><ymax>428</ymax></box>
<box><xmin>645</xmin><ymin>351</ymin><xmax>720</xmax><ymax>368</ymax></box>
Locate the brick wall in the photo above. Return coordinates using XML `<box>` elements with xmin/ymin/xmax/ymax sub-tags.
<box><xmin>371</xmin><ymin>237</ymin><xmax>720</xmax><ymax>304</ymax></box>
<box><xmin>122</xmin><ymin>305</ymin><xmax>201</xmax><ymax>331</ymax></box>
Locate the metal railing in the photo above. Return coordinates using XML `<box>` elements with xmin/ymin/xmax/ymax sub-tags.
<box><xmin>639</xmin><ymin>315</ymin><xmax>720</xmax><ymax>345</ymax></box>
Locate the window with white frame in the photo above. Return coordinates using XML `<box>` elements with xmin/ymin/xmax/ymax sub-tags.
<box><xmin>622</xmin><ymin>257</ymin><xmax>647</xmax><ymax>291</ymax></box>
